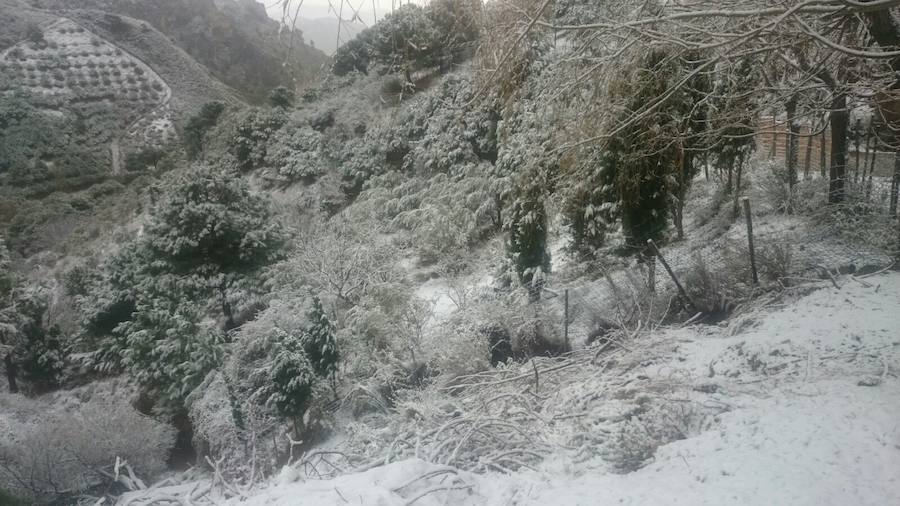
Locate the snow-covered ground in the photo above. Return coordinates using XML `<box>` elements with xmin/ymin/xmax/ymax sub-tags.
<box><xmin>149</xmin><ymin>271</ymin><xmax>898</xmax><ymax>506</ymax></box>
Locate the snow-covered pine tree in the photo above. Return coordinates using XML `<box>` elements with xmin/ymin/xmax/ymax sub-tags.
<box><xmin>0</xmin><ymin>241</ymin><xmax>66</xmax><ymax>393</ymax></box>
<box><xmin>14</xmin><ymin>289</ymin><xmax>66</xmax><ymax>391</ymax></box>
<box><xmin>76</xmin><ymin>165</ymin><xmax>284</xmax><ymax>408</ymax></box>
<box><xmin>303</xmin><ymin>296</ymin><xmax>339</xmax><ymax>379</ymax></box>
<box><xmin>144</xmin><ymin>164</ymin><xmax>285</xmax><ymax>329</ymax></box>
<box><xmin>563</xmin><ymin>151</ymin><xmax>619</xmax><ymax>258</ymax></box>
<box><xmin>507</xmin><ymin>172</ymin><xmax>550</xmax><ymax>297</ymax></box>
<box><xmin>606</xmin><ymin>48</ymin><xmax>697</xmax><ymax>251</ymax></box>
<box><xmin>269</xmin><ymin>329</ymin><xmax>317</xmax><ymax>431</ymax></box>
<box><xmin>268</xmin><ymin>86</ymin><xmax>295</xmax><ymax>109</ymax></box>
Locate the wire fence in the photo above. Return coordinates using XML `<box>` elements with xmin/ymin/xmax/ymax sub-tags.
<box><xmin>545</xmin><ymin>196</ymin><xmax>897</xmax><ymax>349</ymax></box>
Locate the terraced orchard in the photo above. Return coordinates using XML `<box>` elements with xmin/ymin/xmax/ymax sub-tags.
<box><xmin>0</xmin><ymin>18</ymin><xmax>175</xmax><ymax>173</ymax></box>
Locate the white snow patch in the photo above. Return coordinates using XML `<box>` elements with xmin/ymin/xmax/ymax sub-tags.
<box><xmin>414</xmin><ymin>277</ymin><xmax>458</xmax><ymax>327</ymax></box>
<box><xmin>504</xmin><ymin>380</ymin><xmax>900</xmax><ymax>505</ymax></box>
<box><xmin>214</xmin><ymin>273</ymin><xmax>900</xmax><ymax>505</ymax></box>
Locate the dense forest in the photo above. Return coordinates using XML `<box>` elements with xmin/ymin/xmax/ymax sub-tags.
<box><xmin>1</xmin><ymin>0</ymin><xmax>899</xmax><ymax>504</ymax></box>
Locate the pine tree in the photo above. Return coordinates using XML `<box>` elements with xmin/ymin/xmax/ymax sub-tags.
<box><xmin>144</xmin><ymin>164</ymin><xmax>286</xmax><ymax>329</ymax></box>
<box><xmin>14</xmin><ymin>290</ymin><xmax>65</xmax><ymax>389</ymax></box>
<box><xmin>564</xmin><ymin>152</ymin><xmax>619</xmax><ymax>257</ymax></box>
<box><xmin>606</xmin><ymin>48</ymin><xmax>708</xmax><ymax>252</ymax></box>
<box><xmin>77</xmin><ymin>165</ymin><xmax>284</xmax><ymax>408</ymax></box>
<box><xmin>1</xmin><ymin>240</ymin><xmax>66</xmax><ymax>392</ymax></box>
<box><xmin>269</xmin><ymin>330</ymin><xmax>316</xmax><ymax>428</ymax></box>
<box><xmin>183</xmin><ymin>101</ymin><xmax>225</xmax><ymax>159</ymax></box>
<box><xmin>0</xmin><ymin>238</ymin><xmax>10</xmax><ymax>298</ymax></box>
<box><xmin>303</xmin><ymin>296</ymin><xmax>339</xmax><ymax>379</ymax></box>
<box><xmin>115</xmin><ymin>300</ymin><xmax>224</xmax><ymax>406</ymax></box>
<box><xmin>268</xmin><ymin>86</ymin><xmax>295</xmax><ymax>109</ymax></box>
<box><xmin>507</xmin><ymin>175</ymin><xmax>550</xmax><ymax>296</ymax></box>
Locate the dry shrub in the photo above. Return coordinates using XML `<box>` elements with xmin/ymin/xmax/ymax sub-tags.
<box><xmin>602</xmin><ymin>267</ymin><xmax>674</xmax><ymax>330</ymax></box>
<box><xmin>683</xmin><ymin>252</ymin><xmax>749</xmax><ymax>317</ymax></box>
<box><xmin>431</xmin><ymin>322</ymin><xmax>491</xmax><ymax>380</ymax></box>
<box><xmin>604</xmin><ymin>401</ymin><xmax>714</xmax><ymax>473</ymax></box>
<box><xmin>813</xmin><ymin>198</ymin><xmax>897</xmax><ymax>254</ymax></box>
<box><xmin>751</xmin><ymin>161</ymin><xmax>790</xmax><ymax>213</ymax></box>
<box><xmin>723</xmin><ymin>240</ymin><xmax>793</xmax><ymax>285</ymax></box>
<box><xmin>0</xmin><ymin>396</ymin><xmax>174</xmax><ymax>502</ymax></box>
<box><xmin>187</xmin><ymin>372</ymin><xmax>266</xmax><ymax>479</ymax></box>
<box><xmin>510</xmin><ymin>309</ymin><xmax>568</xmax><ymax>358</ymax></box>
<box><xmin>436</xmin><ymin>290</ymin><xmax>565</xmax><ymax>365</ymax></box>
<box><xmin>475</xmin><ymin>0</ymin><xmax>551</xmax><ymax>101</ymax></box>
<box><xmin>756</xmin><ymin>242</ymin><xmax>793</xmax><ymax>282</ymax></box>
<box><xmin>752</xmin><ymin>161</ymin><xmax>827</xmax><ymax>214</ymax></box>
<box><xmin>189</xmin><ymin>369</ymin><xmax>336</xmax><ymax>482</ymax></box>
<box><xmin>791</xmin><ymin>177</ymin><xmax>828</xmax><ymax>214</ymax></box>
<box><xmin>693</xmin><ymin>182</ymin><xmax>731</xmax><ymax>229</ymax></box>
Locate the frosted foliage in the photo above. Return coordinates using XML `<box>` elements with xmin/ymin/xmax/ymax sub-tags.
<box><xmin>277</xmin><ymin>216</ymin><xmax>400</xmax><ymax>305</ymax></box>
<box><xmin>344</xmin><ymin>283</ymin><xmax>429</xmax><ymax>359</ymax></box>
<box><xmin>0</xmin><ymin>396</ymin><xmax>174</xmax><ymax>501</ymax></box>
<box><xmin>359</xmin><ymin>167</ymin><xmax>498</xmax><ymax>262</ymax></box>
<box><xmin>264</xmin><ymin>124</ymin><xmax>325</xmax><ymax>182</ymax></box>
<box><xmin>430</xmin><ymin>316</ymin><xmax>491</xmax><ymax>379</ymax></box>
<box><xmin>186</xmin><ymin>372</ymin><xmax>249</xmax><ymax>477</ymax></box>
<box><xmin>227</xmin><ymin>298</ymin><xmax>312</xmax><ymax>406</ymax></box>
<box><xmin>603</xmin><ymin>402</ymin><xmax>714</xmax><ymax>473</ymax></box>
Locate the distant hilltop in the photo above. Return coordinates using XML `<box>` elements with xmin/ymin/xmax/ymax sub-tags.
<box><xmin>296</xmin><ymin>16</ymin><xmax>365</xmax><ymax>55</ymax></box>
<box><xmin>9</xmin><ymin>0</ymin><xmax>329</xmax><ymax>103</ymax></box>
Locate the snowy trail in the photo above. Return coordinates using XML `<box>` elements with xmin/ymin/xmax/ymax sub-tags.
<box><xmin>214</xmin><ymin>273</ymin><xmax>900</xmax><ymax>506</ymax></box>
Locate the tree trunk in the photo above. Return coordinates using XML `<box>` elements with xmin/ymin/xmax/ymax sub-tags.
<box><xmin>866</xmin><ymin>134</ymin><xmax>876</xmax><ymax>199</ymax></box>
<box><xmin>704</xmin><ymin>153</ymin><xmax>709</xmax><ymax>181</ymax></box>
<box><xmin>674</xmin><ymin>196</ymin><xmax>684</xmax><ymax>239</ymax></box>
<box><xmin>674</xmin><ymin>151</ymin><xmax>690</xmax><ymax>240</ymax></box>
<box><xmin>895</xmin><ymin>208</ymin><xmax>900</xmax><ymax>269</ymax></box>
<box><xmin>786</xmin><ymin>95</ymin><xmax>799</xmax><ymax>213</ymax></box>
<box><xmin>853</xmin><ymin>118</ymin><xmax>862</xmax><ymax>185</ymax></box>
<box><xmin>4</xmin><ymin>355</ymin><xmax>18</xmax><ymax>394</ymax></box>
<box><xmin>829</xmin><ymin>94</ymin><xmax>849</xmax><ymax>204</ymax></box>
<box><xmin>804</xmin><ymin>123</ymin><xmax>813</xmax><ymax>179</ymax></box>
<box><xmin>732</xmin><ymin>153</ymin><xmax>745</xmax><ymax>217</ymax></box>
<box><xmin>864</xmin><ymin>9</ymin><xmax>900</xmax><ymax>211</ymax></box>
<box><xmin>890</xmin><ymin>150</ymin><xmax>900</xmax><ymax>216</ymax></box>
<box><xmin>222</xmin><ymin>300</ymin><xmax>236</xmax><ymax>331</ymax></box>
<box><xmin>220</xmin><ymin>284</ymin><xmax>236</xmax><ymax>331</ymax></box>
<box><xmin>820</xmin><ymin>126</ymin><xmax>828</xmax><ymax>178</ymax></box>
<box><xmin>726</xmin><ymin>160</ymin><xmax>734</xmax><ymax>194</ymax></box>
<box><xmin>770</xmin><ymin>128</ymin><xmax>778</xmax><ymax>160</ymax></box>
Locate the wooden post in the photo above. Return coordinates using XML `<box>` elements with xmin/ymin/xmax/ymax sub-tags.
<box><xmin>647</xmin><ymin>239</ymin><xmax>696</xmax><ymax>309</ymax></box>
<box><xmin>563</xmin><ymin>289</ymin><xmax>569</xmax><ymax>351</ymax></box>
<box><xmin>648</xmin><ymin>256</ymin><xmax>656</xmax><ymax>294</ymax></box>
<box><xmin>742</xmin><ymin>197</ymin><xmax>759</xmax><ymax>284</ymax></box>
<box><xmin>803</xmin><ymin>124</ymin><xmax>813</xmax><ymax>179</ymax></box>
<box><xmin>4</xmin><ymin>355</ymin><xmax>18</xmax><ymax>394</ymax></box>
<box><xmin>890</xmin><ymin>150</ymin><xmax>900</xmax><ymax>216</ymax></box>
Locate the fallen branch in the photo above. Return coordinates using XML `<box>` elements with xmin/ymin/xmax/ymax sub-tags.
<box><xmin>858</xmin><ymin>262</ymin><xmax>896</xmax><ymax>278</ymax></box>
<box><xmin>815</xmin><ymin>264</ymin><xmax>841</xmax><ymax>289</ymax></box>
<box><xmin>391</xmin><ymin>468</ymin><xmax>458</xmax><ymax>493</ymax></box>
<box><xmin>403</xmin><ymin>483</ymin><xmax>473</xmax><ymax>506</ymax></box>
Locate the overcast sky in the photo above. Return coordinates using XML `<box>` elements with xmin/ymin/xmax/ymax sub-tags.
<box><xmin>262</xmin><ymin>0</ymin><xmax>428</xmax><ymax>27</ymax></box>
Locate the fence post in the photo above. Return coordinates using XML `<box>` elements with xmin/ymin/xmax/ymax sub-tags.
<box><xmin>647</xmin><ymin>256</ymin><xmax>656</xmax><ymax>294</ymax></box>
<box><xmin>742</xmin><ymin>197</ymin><xmax>759</xmax><ymax>285</ymax></box>
<box><xmin>647</xmin><ymin>239</ymin><xmax>696</xmax><ymax>310</ymax></box>
<box><xmin>563</xmin><ymin>289</ymin><xmax>569</xmax><ymax>351</ymax></box>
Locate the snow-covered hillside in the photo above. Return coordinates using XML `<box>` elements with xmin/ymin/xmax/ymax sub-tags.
<box><xmin>118</xmin><ymin>270</ymin><xmax>900</xmax><ymax>506</ymax></box>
